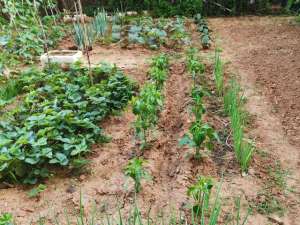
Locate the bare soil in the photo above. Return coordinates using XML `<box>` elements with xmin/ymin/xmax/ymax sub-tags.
<box><xmin>0</xmin><ymin>16</ymin><xmax>299</xmax><ymax>225</ymax></box>
<box><xmin>209</xmin><ymin>16</ymin><xmax>300</xmax><ymax>225</ymax></box>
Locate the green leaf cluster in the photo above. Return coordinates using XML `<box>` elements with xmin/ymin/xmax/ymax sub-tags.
<box><xmin>186</xmin><ymin>48</ymin><xmax>205</xmax><ymax>87</ymax></box>
<box><xmin>0</xmin><ymin>63</ymin><xmax>135</xmax><ymax>184</ymax></box>
<box><xmin>180</xmin><ymin>51</ymin><xmax>219</xmax><ymax>160</ymax></box>
<box><xmin>132</xmin><ymin>54</ymin><xmax>169</xmax><ymax>149</ymax></box>
<box><xmin>194</xmin><ymin>14</ymin><xmax>211</xmax><ymax>49</ymax></box>
<box><xmin>124</xmin><ymin>157</ymin><xmax>149</xmax><ymax>193</ymax></box>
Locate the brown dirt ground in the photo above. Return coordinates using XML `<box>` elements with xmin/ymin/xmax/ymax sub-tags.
<box><xmin>209</xmin><ymin>16</ymin><xmax>300</xmax><ymax>225</ymax></box>
<box><xmin>0</xmin><ymin>16</ymin><xmax>299</xmax><ymax>225</ymax></box>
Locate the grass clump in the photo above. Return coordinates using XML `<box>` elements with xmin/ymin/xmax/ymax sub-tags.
<box><xmin>213</xmin><ymin>49</ymin><xmax>224</xmax><ymax>96</ymax></box>
<box><xmin>224</xmin><ymin>80</ymin><xmax>254</xmax><ymax>173</ymax></box>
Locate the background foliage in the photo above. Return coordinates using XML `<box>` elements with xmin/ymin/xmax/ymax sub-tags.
<box><xmin>56</xmin><ymin>0</ymin><xmax>300</xmax><ymax>16</ymax></box>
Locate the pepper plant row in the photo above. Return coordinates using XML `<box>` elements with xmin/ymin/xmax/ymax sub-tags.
<box><xmin>180</xmin><ymin>48</ymin><xmax>219</xmax><ymax>159</ymax></box>
<box><xmin>132</xmin><ymin>54</ymin><xmax>169</xmax><ymax>150</ymax></box>
<box><xmin>0</xmin><ymin>63</ymin><xmax>135</xmax><ymax>184</ymax></box>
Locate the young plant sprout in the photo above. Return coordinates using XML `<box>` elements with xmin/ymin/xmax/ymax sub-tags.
<box><xmin>187</xmin><ymin>176</ymin><xmax>214</xmax><ymax>217</ymax></box>
<box><xmin>179</xmin><ymin>121</ymin><xmax>219</xmax><ymax>160</ymax></box>
<box><xmin>124</xmin><ymin>157</ymin><xmax>149</xmax><ymax>193</ymax></box>
<box><xmin>186</xmin><ymin>48</ymin><xmax>205</xmax><ymax>87</ymax></box>
<box><xmin>132</xmin><ymin>83</ymin><xmax>163</xmax><ymax>150</ymax></box>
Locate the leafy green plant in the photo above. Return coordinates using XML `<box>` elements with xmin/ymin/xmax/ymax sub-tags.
<box><xmin>224</xmin><ymin>80</ymin><xmax>254</xmax><ymax>173</ymax></box>
<box><xmin>148</xmin><ymin>54</ymin><xmax>169</xmax><ymax>89</ymax></box>
<box><xmin>194</xmin><ymin>14</ymin><xmax>211</xmax><ymax>49</ymax></box>
<box><xmin>0</xmin><ymin>213</ymin><xmax>13</xmax><ymax>225</ymax></box>
<box><xmin>0</xmin><ymin>63</ymin><xmax>135</xmax><ymax>184</ymax></box>
<box><xmin>214</xmin><ymin>49</ymin><xmax>224</xmax><ymax>96</ymax></box>
<box><xmin>132</xmin><ymin>83</ymin><xmax>163</xmax><ymax>149</ymax></box>
<box><xmin>186</xmin><ymin>48</ymin><xmax>205</xmax><ymax>87</ymax></box>
<box><xmin>27</xmin><ymin>184</ymin><xmax>47</xmax><ymax>198</ymax></box>
<box><xmin>124</xmin><ymin>157</ymin><xmax>149</xmax><ymax>193</ymax></box>
<box><xmin>187</xmin><ymin>177</ymin><xmax>214</xmax><ymax>217</ymax></box>
<box><xmin>150</xmin><ymin>53</ymin><xmax>169</xmax><ymax>70</ymax></box>
<box><xmin>187</xmin><ymin>177</ymin><xmax>223</xmax><ymax>224</ymax></box>
<box><xmin>180</xmin><ymin>121</ymin><xmax>219</xmax><ymax>160</ymax></box>
<box><xmin>191</xmin><ymin>86</ymin><xmax>206</xmax><ymax>121</ymax></box>
<box><xmin>148</xmin><ymin>67</ymin><xmax>167</xmax><ymax>90</ymax></box>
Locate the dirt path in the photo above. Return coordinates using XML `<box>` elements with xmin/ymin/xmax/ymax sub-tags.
<box><xmin>210</xmin><ymin>16</ymin><xmax>300</xmax><ymax>225</ymax></box>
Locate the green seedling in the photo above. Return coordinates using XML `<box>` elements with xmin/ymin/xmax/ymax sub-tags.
<box><xmin>149</xmin><ymin>66</ymin><xmax>168</xmax><ymax>90</ymax></box>
<box><xmin>187</xmin><ymin>177</ymin><xmax>223</xmax><ymax>224</ymax></box>
<box><xmin>151</xmin><ymin>54</ymin><xmax>169</xmax><ymax>70</ymax></box>
<box><xmin>179</xmin><ymin>121</ymin><xmax>219</xmax><ymax>160</ymax></box>
<box><xmin>186</xmin><ymin>48</ymin><xmax>205</xmax><ymax>86</ymax></box>
<box><xmin>188</xmin><ymin>177</ymin><xmax>213</xmax><ymax>217</ymax></box>
<box><xmin>191</xmin><ymin>86</ymin><xmax>206</xmax><ymax>121</ymax></box>
<box><xmin>132</xmin><ymin>83</ymin><xmax>163</xmax><ymax>149</ymax></box>
<box><xmin>28</xmin><ymin>184</ymin><xmax>47</xmax><ymax>198</ymax></box>
<box><xmin>124</xmin><ymin>157</ymin><xmax>149</xmax><ymax>193</ymax></box>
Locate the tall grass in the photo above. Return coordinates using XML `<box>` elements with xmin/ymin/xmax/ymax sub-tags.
<box><xmin>0</xmin><ymin>79</ymin><xmax>22</xmax><ymax>101</ymax></box>
<box><xmin>213</xmin><ymin>49</ymin><xmax>224</xmax><ymax>96</ymax></box>
<box><xmin>224</xmin><ymin>80</ymin><xmax>254</xmax><ymax>173</ymax></box>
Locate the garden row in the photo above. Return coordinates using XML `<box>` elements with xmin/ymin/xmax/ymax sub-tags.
<box><xmin>74</xmin><ymin>11</ymin><xmax>191</xmax><ymax>50</ymax></box>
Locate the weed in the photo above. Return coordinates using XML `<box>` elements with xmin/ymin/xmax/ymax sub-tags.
<box><xmin>251</xmin><ymin>192</ymin><xmax>285</xmax><ymax>216</ymax></box>
<box><xmin>124</xmin><ymin>157</ymin><xmax>150</xmax><ymax>193</ymax></box>
<box><xmin>268</xmin><ymin>162</ymin><xmax>289</xmax><ymax>191</ymax></box>
<box><xmin>0</xmin><ymin>79</ymin><xmax>22</xmax><ymax>101</ymax></box>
